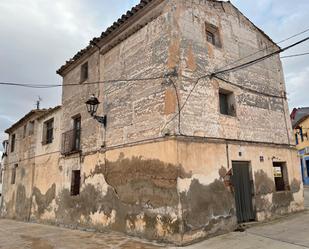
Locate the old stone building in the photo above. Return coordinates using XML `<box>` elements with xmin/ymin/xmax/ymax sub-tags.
<box><xmin>1</xmin><ymin>107</ymin><xmax>61</xmax><ymax>220</ymax></box>
<box><xmin>1</xmin><ymin>0</ymin><xmax>304</xmax><ymax>245</ymax></box>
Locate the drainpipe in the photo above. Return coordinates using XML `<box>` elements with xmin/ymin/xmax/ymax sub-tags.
<box><xmin>28</xmin><ymin>162</ymin><xmax>36</xmax><ymax>221</ymax></box>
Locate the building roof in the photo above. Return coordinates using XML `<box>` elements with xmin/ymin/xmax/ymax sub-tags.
<box><xmin>56</xmin><ymin>0</ymin><xmax>279</xmax><ymax>76</ymax></box>
<box><xmin>37</xmin><ymin>105</ymin><xmax>61</xmax><ymax>121</ymax></box>
<box><xmin>5</xmin><ymin>106</ymin><xmax>61</xmax><ymax>134</ymax></box>
<box><xmin>291</xmin><ymin>107</ymin><xmax>309</xmax><ymax>129</ymax></box>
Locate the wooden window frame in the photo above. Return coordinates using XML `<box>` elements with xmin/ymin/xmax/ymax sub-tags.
<box><xmin>42</xmin><ymin>118</ymin><xmax>54</xmax><ymax>145</ymax></box>
<box><xmin>205</xmin><ymin>22</ymin><xmax>221</xmax><ymax>48</ymax></box>
<box><xmin>219</xmin><ymin>89</ymin><xmax>236</xmax><ymax>116</ymax></box>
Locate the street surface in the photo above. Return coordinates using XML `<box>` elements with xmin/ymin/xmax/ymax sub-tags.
<box><xmin>0</xmin><ymin>187</ymin><xmax>308</xmax><ymax>249</ymax></box>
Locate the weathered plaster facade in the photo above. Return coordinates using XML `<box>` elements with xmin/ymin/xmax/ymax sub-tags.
<box><xmin>1</xmin><ymin>0</ymin><xmax>304</xmax><ymax>245</ymax></box>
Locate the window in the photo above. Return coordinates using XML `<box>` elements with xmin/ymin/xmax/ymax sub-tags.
<box><xmin>219</xmin><ymin>89</ymin><xmax>236</xmax><ymax>116</ymax></box>
<box><xmin>11</xmin><ymin>164</ymin><xmax>18</xmax><ymax>184</ymax></box>
<box><xmin>299</xmin><ymin>127</ymin><xmax>304</xmax><ymax>142</ymax></box>
<box><xmin>206</xmin><ymin>30</ymin><xmax>215</xmax><ymax>45</ymax></box>
<box><xmin>273</xmin><ymin>162</ymin><xmax>289</xmax><ymax>192</ymax></box>
<box><xmin>10</xmin><ymin>134</ymin><xmax>16</xmax><ymax>153</ymax></box>
<box><xmin>73</xmin><ymin>116</ymin><xmax>81</xmax><ymax>151</ymax></box>
<box><xmin>80</xmin><ymin>62</ymin><xmax>88</xmax><ymax>82</ymax></box>
<box><xmin>42</xmin><ymin>118</ymin><xmax>54</xmax><ymax>145</ymax></box>
<box><xmin>28</xmin><ymin>121</ymin><xmax>35</xmax><ymax>135</ymax></box>
<box><xmin>23</xmin><ymin>124</ymin><xmax>27</xmax><ymax>138</ymax></box>
<box><xmin>295</xmin><ymin>133</ymin><xmax>299</xmax><ymax>145</ymax></box>
<box><xmin>205</xmin><ymin>22</ymin><xmax>221</xmax><ymax>47</ymax></box>
<box><xmin>71</xmin><ymin>170</ymin><xmax>81</xmax><ymax>196</ymax></box>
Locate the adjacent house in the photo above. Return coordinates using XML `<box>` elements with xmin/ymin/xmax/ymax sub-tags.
<box><xmin>1</xmin><ymin>107</ymin><xmax>61</xmax><ymax>220</ymax></box>
<box><xmin>291</xmin><ymin>107</ymin><xmax>309</xmax><ymax>185</ymax></box>
<box><xmin>1</xmin><ymin>0</ymin><xmax>303</xmax><ymax>245</ymax></box>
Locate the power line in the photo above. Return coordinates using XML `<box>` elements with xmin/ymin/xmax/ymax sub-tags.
<box><xmin>281</xmin><ymin>52</ymin><xmax>309</xmax><ymax>59</ymax></box>
<box><xmin>0</xmin><ymin>74</ymin><xmax>171</xmax><ymax>89</ymax></box>
<box><xmin>0</xmin><ymin>38</ymin><xmax>308</xmax><ymax>90</ymax></box>
<box><xmin>216</xmin><ymin>27</ymin><xmax>309</xmax><ymax>71</ymax></box>
<box><xmin>213</xmin><ymin>75</ymin><xmax>285</xmax><ymax>99</ymax></box>
<box><xmin>164</xmin><ymin>37</ymin><xmax>308</xmax><ymax>131</ymax></box>
<box><xmin>212</xmin><ymin>37</ymin><xmax>309</xmax><ymax>76</ymax></box>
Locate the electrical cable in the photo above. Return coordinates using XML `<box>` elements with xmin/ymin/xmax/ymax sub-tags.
<box><xmin>213</xmin><ymin>75</ymin><xmax>285</xmax><ymax>99</ymax></box>
<box><xmin>281</xmin><ymin>52</ymin><xmax>309</xmax><ymax>59</ymax></box>
<box><xmin>212</xmin><ymin>37</ymin><xmax>309</xmax><ymax>76</ymax></box>
<box><xmin>216</xmin><ymin>27</ymin><xmax>309</xmax><ymax>71</ymax></box>
<box><xmin>163</xmin><ymin>37</ymin><xmax>309</xmax><ymax>131</ymax></box>
<box><xmin>0</xmin><ymin>75</ymin><xmax>171</xmax><ymax>89</ymax></box>
<box><xmin>0</xmin><ymin>38</ymin><xmax>308</xmax><ymax>89</ymax></box>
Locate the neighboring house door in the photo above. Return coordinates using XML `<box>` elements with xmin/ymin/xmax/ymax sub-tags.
<box><xmin>232</xmin><ymin>161</ymin><xmax>255</xmax><ymax>223</ymax></box>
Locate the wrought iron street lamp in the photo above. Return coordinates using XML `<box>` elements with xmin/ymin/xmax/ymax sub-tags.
<box><xmin>85</xmin><ymin>94</ymin><xmax>107</xmax><ymax>127</ymax></box>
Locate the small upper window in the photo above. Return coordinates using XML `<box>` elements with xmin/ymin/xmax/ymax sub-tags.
<box><xmin>219</xmin><ymin>89</ymin><xmax>236</xmax><ymax>116</ymax></box>
<box><xmin>80</xmin><ymin>62</ymin><xmax>88</xmax><ymax>82</ymax></box>
<box><xmin>42</xmin><ymin>118</ymin><xmax>54</xmax><ymax>145</ymax></box>
<box><xmin>206</xmin><ymin>31</ymin><xmax>215</xmax><ymax>45</ymax></box>
<box><xmin>205</xmin><ymin>22</ymin><xmax>221</xmax><ymax>47</ymax></box>
<box><xmin>10</xmin><ymin>134</ymin><xmax>16</xmax><ymax>153</ymax></box>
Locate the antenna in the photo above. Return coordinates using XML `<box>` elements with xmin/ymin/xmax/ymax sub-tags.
<box><xmin>36</xmin><ymin>96</ymin><xmax>42</xmax><ymax>110</ymax></box>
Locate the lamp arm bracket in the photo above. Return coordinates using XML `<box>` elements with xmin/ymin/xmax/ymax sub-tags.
<box><xmin>93</xmin><ymin>115</ymin><xmax>107</xmax><ymax>127</ymax></box>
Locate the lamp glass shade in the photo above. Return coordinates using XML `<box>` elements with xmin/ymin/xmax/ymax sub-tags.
<box><xmin>85</xmin><ymin>95</ymin><xmax>100</xmax><ymax>116</ymax></box>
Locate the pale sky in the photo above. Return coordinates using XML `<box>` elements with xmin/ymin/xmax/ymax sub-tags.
<box><xmin>0</xmin><ymin>0</ymin><xmax>308</xmax><ymax>154</ymax></box>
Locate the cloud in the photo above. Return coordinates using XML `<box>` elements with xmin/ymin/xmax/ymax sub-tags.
<box><xmin>231</xmin><ymin>0</ymin><xmax>309</xmax><ymax>109</ymax></box>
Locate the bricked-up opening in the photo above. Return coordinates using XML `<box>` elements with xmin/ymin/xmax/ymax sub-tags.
<box><xmin>10</xmin><ymin>134</ymin><xmax>16</xmax><ymax>153</ymax></box>
<box><xmin>219</xmin><ymin>89</ymin><xmax>236</xmax><ymax>116</ymax></box>
<box><xmin>205</xmin><ymin>22</ymin><xmax>221</xmax><ymax>47</ymax></box>
<box><xmin>28</xmin><ymin>120</ymin><xmax>35</xmax><ymax>135</ymax></box>
<box><xmin>71</xmin><ymin>170</ymin><xmax>81</xmax><ymax>196</ymax></box>
<box><xmin>11</xmin><ymin>164</ymin><xmax>18</xmax><ymax>184</ymax></box>
<box><xmin>80</xmin><ymin>62</ymin><xmax>88</xmax><ymax>82</ymax></box>
<box><xmin>42</xmin><ymin>118</ymin><xmax>54</xmax><ymax>145</ymax></box>
<box><xmin>23</xmin><ymin>124</ymin><xmax>27</xmax><ymax>138</ymax></box>
<box><xmin>273</xmin><ymin>162</ymin><xmax>290</xmax><ymax>192</ymax></box>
